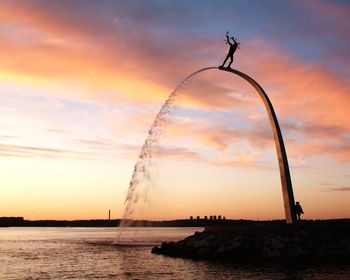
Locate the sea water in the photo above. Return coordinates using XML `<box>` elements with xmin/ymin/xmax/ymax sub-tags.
<box><xmin>1</xmin><ymin>227</ymin><xmax>350</xmax><ymax>279</ymax></box>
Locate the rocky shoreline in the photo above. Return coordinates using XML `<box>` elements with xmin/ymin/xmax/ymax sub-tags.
<box><xmin>152</xmin><ymin>220</ymin><xmax>350</xmax><ymax>262</ymax></box>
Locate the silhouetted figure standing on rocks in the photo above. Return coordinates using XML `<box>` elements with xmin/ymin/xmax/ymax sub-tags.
<box><xmin>220</xmin><ymin>32</ymin><xmax>239</xmax><ymax>68</ymax></box>
<box><xmin>294</xmin><ymin>201</ymin><xmax>304</xmax><ymax>221</ymax></box>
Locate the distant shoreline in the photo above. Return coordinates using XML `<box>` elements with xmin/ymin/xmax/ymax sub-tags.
<box><xmin>1</xmin><ymin>217</ymin><xmax>349</xmax><ymax>228</ymax></box>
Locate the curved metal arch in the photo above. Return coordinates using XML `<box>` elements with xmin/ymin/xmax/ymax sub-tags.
<box><xmin>218</xmin><ymin>67</ymin><xmax>297</xmax><ymax>223</ymax></box>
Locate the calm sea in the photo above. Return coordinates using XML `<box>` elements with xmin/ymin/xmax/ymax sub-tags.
<box><xmin>1</xmin><ymin>227</ymin><xmax>349</xmax><ymax>279</ymax></box>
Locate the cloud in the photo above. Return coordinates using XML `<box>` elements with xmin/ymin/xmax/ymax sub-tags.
<box><xmin>328</xmin><ymin>187</ymin><xmax>350</xmax><ymax>192</ymax></box>
<box><xmin>0</xmin><ymin>2</ymin><xmax>218</xmax><ymax>99</ymax></box>
<box><xmin>76</xmin><ymin>138</ymin><xmax>113</xmax><ymax>150</ymax></box>
<box><xmin>153</xmin><ymin>146</ymin><xmax>202</xmax><ymax>161</ymax></box>
<box><xmin>0</xmin><ymin>137</ymin><xmax>203</xmax><ymax>164</ymax></box>
<box><xmin>0</xmin><ymin>134</ymin><xmax>17</xmax><ymax>140</ymax></box>
<box><xmin>283</xmin><ymin>121</ymin><xmax>350</xmax><ymax>162</ymax></box>
<box><xmin>289</xmin><ymin>142</ymin><xmax>350</xmax><ymax>163</ymax></box>
<box><xmin>299</xmin><ymin>0</ymin><xmax>350</xmax><ymax>43</ymax></box>
<box><xmin>0</xmin><ymin>1</ymin><xmax>173</xmax><ymax>104</ymax></box>
<box><xmin>193</xmin><ymin>127</ymin><xmax>271</xmax><ymax>151</ymax></box>
<box><xmin>2</xmin><ymin>1</ymin><xmax>349</xmax><ymax>114</ymax></box>
<box><xmin>0</xmin><ymin>142</ymin><xmax>85</xmax><ymax>160</ymax></box>
<box><xmin>1</xmin><ymin>1</ymin><xmax>350</xmax><ymax>167</ymax></box>
<box><xmin>239</xmin><ymin>39</ymin><xmax>350</xmax><ymax>126</ymax></box>
<box><xmin>212</xmin><ymin>153</ymin><xmax>274</xmax><ymax>170</ymax></box>
<box><xmin>177</xmin><ymin>75</ymin><xmax>255</xmax><ymax>110</ymax></box>
<box><xmin>0</xmin><ymin>140</ymin><xmax>127</xmax><ymax>161</ymax></box>
<box><xmin>164</xmin><ymin>116</ymin><xmax>273</xmax><ymax>150</ymax></box>
<box><xmin>285</xmin><ymin>122</ymin><xmax>346</xmax><ymax>140</ymax></box>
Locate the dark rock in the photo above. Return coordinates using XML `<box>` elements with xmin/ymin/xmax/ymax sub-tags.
<box><xmin>151</xmin><ymin>220</ymin><xmax>350</xmax><ymax>262</ymax></box>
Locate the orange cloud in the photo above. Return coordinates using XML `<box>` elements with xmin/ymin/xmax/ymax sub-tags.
<box><xmin>0</xmin><ymin>2</ymin><xmax>173</xmax><ymax>104</ymax></box>
<box><xmin>238</xmin><ymin>40</ymin><xmax>350</xmax><ymax>128</ymax></box>
<box><xmin>328</xmin><ymin>187</ymin><xmax>350</xmax><ymax>192</ymax></box>
<box><xmin>1</xmin><ymin>1</ymin><xmax>350</xmax><ymax>167</ymax></box>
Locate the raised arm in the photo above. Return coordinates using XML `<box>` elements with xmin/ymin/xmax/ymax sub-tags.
<box><xmin>226</xmin><ymin>34</ymin><xmax>233</xmax><ymax>46</ymax></box>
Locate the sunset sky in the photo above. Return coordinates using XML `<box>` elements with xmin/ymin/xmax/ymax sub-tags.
<box><xmin>1</xmin><ymin>0</ymin><xmax>349</xmax><ymax>221</ymax></box>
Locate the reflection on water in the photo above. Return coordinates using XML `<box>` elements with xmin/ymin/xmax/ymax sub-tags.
<box><xmin>1</xmin><ymin>227</ymin><xmax>349</xmax><ymax>279</ymax></box>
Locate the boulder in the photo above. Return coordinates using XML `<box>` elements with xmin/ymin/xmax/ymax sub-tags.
<box><xmin>151</xmin><ymin>220</ymin><xmax>350</xmax><ymax>262</ymax></box>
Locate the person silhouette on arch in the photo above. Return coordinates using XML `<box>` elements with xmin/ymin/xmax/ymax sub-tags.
<box><xmin>220</xmin><ymin>32</ymin><xmax>239</xmax><ymax>68</ymax></box>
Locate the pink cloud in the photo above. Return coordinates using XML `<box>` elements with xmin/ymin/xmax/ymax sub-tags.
<box><xmin>1</xmin><ymin>1</ymin><xmax>350</xmax><ymax>167</ymax></box>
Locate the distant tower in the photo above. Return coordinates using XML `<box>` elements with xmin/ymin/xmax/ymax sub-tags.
<box><xmin>196</xmin><ymin>216</ymin><xmax>200</xmax><ymax>220</ymax></box>
<box><xmin>190</xmin><ymin>216</ymin><xmax>193</xmax><ymax>220</ymax></box>
<box><xmin>108</xmin><ymin>210</ymin><xmax>111</xmax><ymax>220</ymax></box>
